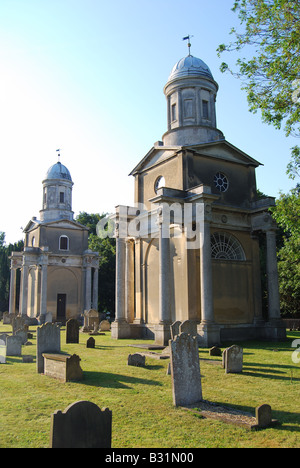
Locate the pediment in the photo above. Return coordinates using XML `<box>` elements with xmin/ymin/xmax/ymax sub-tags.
<box><xmin>130</xmin><ymin>139</ymin><xmax>261</xmax><ymax>177</ymax></box>
<box><xmin>42</xmin><ymin>219</ymin><xmax>89</xmax><ymax>231</ymax></box>
<box><xmin>187</xmin><ymin>140</ymin><xmax>262</xmax><ymax>167</ymax></box>
<box><xmin>129</xmin><ymin>145</ymin><xmax>180</xmax><ymax>175</ymax></box>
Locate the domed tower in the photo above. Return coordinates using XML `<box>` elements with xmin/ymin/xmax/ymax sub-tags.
<box><xmin>40</xmin><ymin>161</ymin><xmax>74</xmax><ymax>222</ymax></box>
<box><xmin>162</xmin><ymin>54</ymin><xmax>224</xmax><ymax>146</ymax></box>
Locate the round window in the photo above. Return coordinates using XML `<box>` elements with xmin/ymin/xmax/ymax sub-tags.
<box><xmin>214</xmin><ymin>172</ymin><xmax>229</xmax><ymax>192</ymax></box>
<box><xmin>154</xmin><ymin>176</ymin><xmax>165</xmax><ymax>194</ymax></box>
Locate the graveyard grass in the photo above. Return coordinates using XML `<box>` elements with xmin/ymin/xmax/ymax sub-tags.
<box><xmin>0</xmin><ymin>325</ymin><xmax>300</xmax><ymax>448</ymax></box>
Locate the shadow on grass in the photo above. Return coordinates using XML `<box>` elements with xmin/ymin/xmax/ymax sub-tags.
<box><xmin>79</xmin><ymin>370</ymin><xmax>164</xmax><ymax>389</ymax></box>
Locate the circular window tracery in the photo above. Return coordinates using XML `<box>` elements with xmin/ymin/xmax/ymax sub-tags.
<box><xmin>211</xmin><ymin>232</ymin><xmax>245</xmax><ymax>261</ymax></box>
<box><xmin>214</xmin><ymin>172</ymin><xmax>229</xmax><ymax>192</ymax></box>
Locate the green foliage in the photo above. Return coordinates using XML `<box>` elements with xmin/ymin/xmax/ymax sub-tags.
<box><xmin>0</xmin><ymin>233</ymin><xmax>24</xmax><ymax>311</ymax></box>
<box><xmin>76</xmin><ymin>212</ymin><xmax>116</xmax><ymax>315</ymax></box>
<box><xmin>271</xmin><ymin>187</ymin><xmax>300</xmax><ymax>315</ymax></box>
<box><xmin>218</xmin><ymin>0</ymin><xmax>300</xmax><ymax>156</ymax></box>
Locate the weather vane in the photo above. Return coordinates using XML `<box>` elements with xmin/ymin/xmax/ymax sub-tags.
<box><xmin>56</xmin><ymin>148</ymin><xmax>61</xmax><ymax>163</ymax></box>
<box><xmin>183</xmin><ymin>35</ymin><xmax>194</xmax><ymax>56</ymax></box>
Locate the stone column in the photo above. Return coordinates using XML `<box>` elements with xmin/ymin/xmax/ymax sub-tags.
<box><xmin>85</xmin><ymin>265</ymin><xmax>92</xmax><ymax>311</ymax></box>
<box><xmin>266</xmin><ymin>229</ymin><xmax>281</xmax><ymax>320</ymax></box>
<box><xmin>125</xmin><ymin>239</ymin><xmax>135</xmax><ymax>324</ymax></box>
<box><xmin>8</xmin><ymin>266</ymin><xmax>17</xmax><ymax>316</ymax></box>
<box><xmin>20</xmin><ymin>264</ymin><xmax>29</xmax><ymax>316</ymax></box>
<box><xmin>111</xmin><ymin>220</ymin><xmax>131</xmax><ymax>339</ymax></box>
<box><xmin>40</xmin><ymin>256</ymin><xmax>48</xmax><ymax>317</ymax></box>
<box><xmin>155</xmin><ymin>207</ymin><xmax>171</xmax><ymax>345</ymax></box>
<box><xmin>197</xmin><ymin>202</ymin><xmax>220</xmax><ymax>347</ymax></box>
<box><xmin>200</xmin><ymin>219</ymin><xmax>214</xmax><ymax>324</ymax></box>
<box><xmin>92</xmin><ymin>267</ymin><xmax>99</xmax><ymax>310</ymax></box>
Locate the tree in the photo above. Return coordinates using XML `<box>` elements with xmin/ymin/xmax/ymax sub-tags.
<box><xmin>217</xmin><ymin>0</ymin><xmax>300</xmax><ymax>155</ymax></box>
<box><xmin>0</xmin><ymin>233</ymin><xmax>24</xmax><ymax>312</ymax></box>
<box><xmin>76</xmin><ymin>212</ymin><xmax>116</xmax><ymax>315</ymax></box>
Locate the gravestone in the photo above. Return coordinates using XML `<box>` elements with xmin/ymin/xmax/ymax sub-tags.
<box><xmin>179</xmin><ymin>320</ymin><xmax>197</xmax><ymax>337</ymax></box>
<box><xmin>3</xmin><ymin>312</ymin><xmax>11</xmax><ymax>324</ymax></box>
<box><xmin>170</xmin><ymin>333</ymin><xmax>202</xmax><ymax>407</ymax></box>
<box><xmin>256</xmin><ymin>404</ymin><xmax>272</xmax><ymax>428</ymax></box>
<box><xmin>37</xmin><ymin>322</ymin><xmax>61</xmax><ymax>374</ymax></box>
<box><xmin>209</xmin><ymin>346</ymin><xmax>222</xmax><ymax>357</ymax></box>
<box><xmin>86</xmin><ymin>337</ymin><xmax>95</xmax><ymax>348</ymax></box>
<box><xmin>83</xmin><ymin>309</ymin><xmax>99</xmax><ymax>332</ymax></box>
<box><xmin>0</xmin><ymin>337</ymin><xmax>6</xmax><ymax>363</ymax></box>
<box><xmin>100</xmin><ymin>320</ymin><xmax>110</xmax><ymax>331</ymax></box>
<box><xmin>170</xmin><ymin>321</ymin><xmax>181</xmax><ymax>340</ymax></box>
<box><xmin>127</xmin><ymin>353</ymin><xmax>145</xmax><ymax>367</ymax></box>
<box><xmin>45</xmin><ymin>312</ymin><xmax>53</xmax><ymax>323</ymax></box>
<box><xmin>224</xmin><ymin>345</ymin><xmax>243</xmax><ymax>374</ymax></box>
<box><xmin>6</xmin><ymin>335</ymin><xmax>22</xmax><ymax>357</ymax></box>
<box><xmin>11</xmin><ymin>315</ymin><xmax>26</xmax><ymax>335</ymax></box>
<box><xmin>66</xmin><ymin>319</ymin><xmax>79</xmax><ymax>344</ymax></box>
<box><xmin>50</xmin><ymin>401</ymin><xmax>112</xmax><ymax>448</ymax></box>
<box><xmin>43</xmin><ymin>353</ymin><xmax>83</xmax><ymax>382</ymax></box>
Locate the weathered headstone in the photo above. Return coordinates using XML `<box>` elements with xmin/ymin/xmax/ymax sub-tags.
<box><xmin>6</xmin><ymin>335</ymin><xmax>22</xmax><ymax>357</ymax></box>
<box><xmin>66</xmin><ymin>319</ymin><xmax>79</xmax><ymax>344</ymax></box>
<box><xmin>170</xmin><ymin>321</ymin><xmax>181</xmax><ymax>340</ymax></box>
<box><xmin>83</xmin><ymin>309</ymin><xmax>99</xmax><ymax>332</ymax></box>
<box><xmin>170</xmin><ymin>333</ymin><xmax>202</xmax><ymax>407</ymax></box>
<box><xmin>100</xmin><ymin>320</ymin><xmax>110</xmax><ymax>331</ymax></box>
<box><xmin>224</xmin><ymin>345</ymin><xmax>243</xmax><ymax>374</ymax></box>
<box><xmin>37</xmin><ymin>323</ymin><xmax>61</xmax><ymax>374</ymax></box>
<box><xmin>179</xmin><ymin>320</ymin><xmax>197</xmax><ymax>337</ymax></box>
<box><xmin>50</xmin><ymin>401</ymin><xmax>112</xmax><ymax>448</ymax></box>
<box><xmin>43</xmin><ymin>353</ymin><xmax>83</xmax><ymax>382</ymax></box>
<box><xmin>0</xmin><ymin>337</ymin><xmax>6</xmax><ymax>363</ymax></box>
<box><xmin>127</xmin><ymin>353</ymin><xmax>145</xmax><ymax>367</ymax></box>
<box><xmin>86</xmin><ymin>337</ymin><xmax>95</xmax><ymax>348</ymax></box>
<box><xmin>3</xmin><ymin>312</ymin><xmax>11</xmax><ymax>324</ymax></box>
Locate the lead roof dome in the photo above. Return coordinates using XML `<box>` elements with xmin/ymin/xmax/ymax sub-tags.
<box><xmin>45</xmin><ymin>162</ymin><xmax>72</xmax><ymax>182</ymax></box>
<box><xmin>167</xmin><ymin>55</ymin><xmax>214</xmax><ymax>83</ymax></box>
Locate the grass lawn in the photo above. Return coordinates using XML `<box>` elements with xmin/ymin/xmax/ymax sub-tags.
<box><xmin>0</xmin><ymin>324</ymin><xmax>299</xmax><ymax>448</ymax></box>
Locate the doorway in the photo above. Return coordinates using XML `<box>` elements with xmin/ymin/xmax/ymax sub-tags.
<box><xmin>57</xmin><ymin>294</ymin><xmax>67</xmax><ymax>322</ymax></box>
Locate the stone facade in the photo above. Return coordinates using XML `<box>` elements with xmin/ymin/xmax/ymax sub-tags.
<box><xmin>9</xmin><ymin>161</ymin><xmax>99</xmax><ymax>324</ymax></box>
<box><xmin>111</xmin><ymin>51</ymin><xmax>286</xmax><ymax>346</ymax></box>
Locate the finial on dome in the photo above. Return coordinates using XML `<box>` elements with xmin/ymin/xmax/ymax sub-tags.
<box><xmin>182</xmin><ymin>35</ymin><xmax>193</xmax><ymax>56</ymax></box>
<box><xmin>56</xmin><ymin>148</ymin><xmax>61</xmax><ymax>163</ymax></box>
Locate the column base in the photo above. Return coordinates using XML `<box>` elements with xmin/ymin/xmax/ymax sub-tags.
<box><xmin>197</xmin><ymin>322</ymin><xmax>220</xmax><ymax>348</ymax></box>
<box><xmin>111</xmin><ymin>320</ymin><xmax>131</xmax><ymax>339</ymax></box>
<box><xmin>154</xmin><ymin>322</ymin><xmax>171</xmax><ymax>346</ymax></box>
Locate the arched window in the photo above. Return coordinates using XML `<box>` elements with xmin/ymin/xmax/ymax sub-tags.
<box><xmin>211</xmin><ymin>232</ymin><xmax>245</xmax><ymax>261</ymax></box>
<box><xmin>59</xmin><ymin>235</ymin><xmax>69</xmax><ymax>251</ymax></box>
<box><xmin>154</xmin><ymin>176</ymin><xmax>166</xmax><ymax>194</ymax></box>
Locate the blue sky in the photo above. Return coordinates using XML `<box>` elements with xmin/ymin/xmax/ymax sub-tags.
<box><xmin>0</xmin><ymin>0</ymin><xmax>297</xmax><ymax>243</ymax></box>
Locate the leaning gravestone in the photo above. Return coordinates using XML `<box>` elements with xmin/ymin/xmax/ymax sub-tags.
<box><xmin>224</xmin><ymin>345</ymin><xmax>243</xmax><ymax>374</ymax></box>
<box><xmin>50</xmin><ymin>401</ymin><xmax>112</xmax><ymax>448</ymax></box>
<box><xmin>170</xmin><ymin>333</ymin><xmax>202</xmax><ymax>407</ymax></box>
<box><xmin>6</xmin><ymin>335</ymin><xmax>22</xmax><ymax>357</ymax></box>
<box><xmin>0</xmin><ymin>337</ymin><xmax>6</xmax><ymax>363</ymax></box>
<box><xmin>66</xmin><ymin>319</ymin><xmax>79</xmax><ymax>344</ymax></box>
<box><xmin>37</xmin><ymin>322</ymin><xmax>61</xmax><ymax>374</ymax></box>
